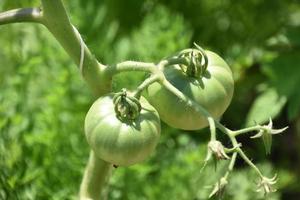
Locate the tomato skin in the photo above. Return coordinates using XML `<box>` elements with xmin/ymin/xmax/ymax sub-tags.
<box><xmin>84</xmin><ymin>94</ymin><xmax>161</xmax><ymax>166</ymax></box>
<box><xmin>146</xmin><ymin>50</ymin><xmax>234</xmax><ymax>130</ymax></box>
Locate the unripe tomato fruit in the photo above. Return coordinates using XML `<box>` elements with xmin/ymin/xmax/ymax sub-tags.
<box><xmin>84</xmin><ymin>94</ymin><xmax>161</xmax><ymax>166</ymax></box>
<box><xmin>146</xmin><ymin>50</ymin><xmax>234</xmax><ymax>130</ymax></box>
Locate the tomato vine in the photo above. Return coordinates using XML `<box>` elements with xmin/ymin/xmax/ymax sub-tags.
<box><xmin>0</xmin><ymin>0</ymin><xmax>288</xmax><ymax>199</ymax></box>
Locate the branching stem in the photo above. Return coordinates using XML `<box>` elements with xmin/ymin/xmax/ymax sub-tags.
<box><xmin>79</xmin><ymin>151</ymin><xmax>112</xmax><ymax>200</ymax></box>
<box><xmin>161</xmin><ymin>74</ymin><xmax>268</xmax><ymax>187</ymax></box>
<box><xmin>231</xmin><ymin>125</ymin><xmax>262</xmax><ymax>137</ymax></box>
<box><xmin>224</xmin><ymin>152</ymin><xmax>237</xmax><ymax>179</ymax></box>
<box><xmin>133</xmin><ymin>74</ymin><xmax>162</xmax><ymax>99</ymax></box>
<box><xmin>237</xmin><ymin>148</ymin><xmax>263</xmax><ymax>177</ymax></box>
<box><xmin>228</xmin><ymin>134</ymin><xmax>264</xmax><ymax>178</ymax></box>
<box><xmin>108</xmin><ymin>61</ymin><xmax>157</xmax><ymax>75</ymax></box>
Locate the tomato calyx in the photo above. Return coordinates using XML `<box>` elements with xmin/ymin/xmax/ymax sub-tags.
<box><xmin>113</xmin><ymin>89</ymin><xmax>141</xmax><ymax>122</ymax></box>
<box><xmin>177</xmin><ymin>44</ymin><xmax>208</xmax><ymax>78</ymax></box>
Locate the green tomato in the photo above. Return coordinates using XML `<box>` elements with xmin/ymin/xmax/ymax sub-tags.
<box><xmin>146</xmin><ymin>50</ymin><xmax>234</xmax><ymax>130</ymax></box>
<box><xmin>84</xmin><ymin>94</ymin><xmax>161</xmax><ymax>166</ymax></box>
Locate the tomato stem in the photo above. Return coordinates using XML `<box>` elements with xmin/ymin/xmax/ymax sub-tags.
<box><xmin>161</xmin><ymin>77</ymin><xmax>231</xmax><ymax>134</ymax></box>
<box><xmin>158</xmin><ymin>57</ymin><xmax>189</xmax><ymax>67</ymax></box>
<box><xmin>108</xmin><ymin>61</ymin><xmax>157</xmax><ymax>74</ymax></box>
<box><xmin>41</xmin><ymin>0</ymin><xmax>112</xmax><ymax>95</ymax></box>
<box><xmin>0</xmin><ymin>7</ymin><xmax>43</xmax><ymax>24</ymax></box>
<box><xmin>208</xmin><ymin>117</ymin><xmax>216</xmax><ymax>141</ymax></box>
<box><xmin>227</xmin><ymin>152</ymin><xmax>238</xmax><ymax>174</ymax></box>
<box><xmin>133</xmin><ymin>74</ymin><xmax>162</xmax><ymax>99</ymax></box>
<box><xmin>231</xmin><ymin>125</ymin><xmax>263</xmax><ymax>137</ymax></box>
<box><xmin>228</xmin><ymin>134</ymin><xmax>264</xmax><ymax>178</ymax></box>
<box><xmin>80</xmin><ymin>151</ymin><xmax>112</xmax><ymax>200</ymax></box>
<box><xmin>221</xmin><ymin>151</ymin><xmax>237</xmax><ymax>182</ymax></box>
<box><xmin>161</xmin><ymin>75</ymin><xmax>268</xmax><ymax>189</ymax></box>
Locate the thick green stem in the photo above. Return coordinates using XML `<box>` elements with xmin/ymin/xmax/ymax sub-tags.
<box><xmin>0</xmin><ymin>1</ymin><xmax>112</xmax><ymax>95</ymax></box>
<box><xmin>1</xmin><ymin>2</ymin><xmax>113</xmax><ymax>199</ymax></box>
<box><xmin>80</xmin><ymin>151</ymin><xmax>112</xmax><ymax>200</ymax></box>
<box><xmin>40</xmin><ymin>1</ymin><xmax>114</xmax><ymax>199</ymax></box>
<box><xmin>41</xmin><ymin>0</ymin><xmax>111</xmax><ymax>95</ymax></box>
<box><xmin>41</xmin><ymin>0</ymin><xmax>88</xmax><ymax>66</ymax></box>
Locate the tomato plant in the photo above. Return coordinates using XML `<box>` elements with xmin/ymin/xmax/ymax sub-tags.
<box><xmin>85</xmin><ymin>91</ymin><xmax>160</xmax><ymax>166</ymax></box>
<box><xmin>146</xmin><ymin>49</ymin><xmax>234</xmax><ymax>130</ymax></box>
<box><xmin>0</xmin><ymin>1</ymin><xmax>288</xmax><ymax>199</ymax></box>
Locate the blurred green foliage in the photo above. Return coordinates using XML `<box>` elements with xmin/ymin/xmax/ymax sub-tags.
<box><xmin>1</xmin><ymin>0</ymin><xmax>300</xmax><ymax>199</ymax></box>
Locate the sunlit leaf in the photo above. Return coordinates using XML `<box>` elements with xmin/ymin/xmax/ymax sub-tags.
<box><xmin>246</xmin><ymin>88</ymin><xmax>286</xmax><ymax>126</ymax></box>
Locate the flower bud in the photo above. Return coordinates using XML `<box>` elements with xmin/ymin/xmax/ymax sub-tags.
<box><xmin>209</xmin><ymin>177</ymin><xmax>228</xmax><ymax>198</ymax></box>
<box><xmin>251</xmin><ymin>118</ymin><xmax>288</xmax><ymax>154</ymax></box>
<box><xmin>256</xmin><ymin>174</ymin><xmax>277</xmax><ymax>195</ymax></box>
<box><xmin>208</xmin><ymin>140</ymin><xmax>230</xmax><ymax>160</ymax></box>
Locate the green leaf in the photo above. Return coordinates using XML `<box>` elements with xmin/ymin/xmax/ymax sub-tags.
<box><xmin>246</xmin><ymin>88</ymin><xmax>287</xmax><ymax>126</ymax></box>
<box><xmin>262</xmin><ymin>52</ymin><xmax>300</xmax><ymax>120</ymax></box>
<box><xmin>262</xmin><ymin>130</ymin><xmax>272</xmax><ymax>155</ymax></box>
<box><xmin>287</xmin><ymin>90</ymin><xmax>300</xmax><ymax>120</ymax></box>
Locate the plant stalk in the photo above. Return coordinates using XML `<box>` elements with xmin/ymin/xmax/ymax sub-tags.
<box><xmin>80</xmin><ymin>151</ymin><xmax>112</xmax><ymax>200</ymax></box>
<box><xmin>0</xmin><ymin>7</ymin><xmax>42</xmax><ymax>24</ymax></box>
<box><xmin>41</xmin><ymin>0</ymin><xmax>112</xmax><ymax>95</ymax></box>
<box><xmin>231</xmin><ymin>125</ymin><xmax>262</xmax><ymax>137</ymax></box>
<box><xmin>40</xmin><ymin>1</ymin><xmax>115</xmax><ymax>198</ymax></box>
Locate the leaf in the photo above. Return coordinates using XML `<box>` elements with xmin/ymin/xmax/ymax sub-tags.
<box><xmin>262</xmin><ymin>52</ymin><xmax>300</xmax><ymax>120</ymax></box>
<box><xmin>246</xmin><ymin>88</ymin><xmax>287</xmax><ymax>126</ymax></box>
<box><xmin>262</xmin><ymin>130</ymin><xmax>272</xmax><ymax>155</ymax></box>
<box><xmin>287</xmin><ymin>90</ymin><xmax>300</xmax><ymax>120</ymax></box>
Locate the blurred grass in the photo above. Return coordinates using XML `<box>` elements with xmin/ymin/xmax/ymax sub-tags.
<box><xmin>1</xmin><ymin>0</ymin><xmax>300</xmax><ymax>199</ymax></box>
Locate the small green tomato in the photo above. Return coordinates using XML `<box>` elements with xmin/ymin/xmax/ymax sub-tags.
<box><xmin>146</xmin><ymin>49</ymin><xmax>234</xmax><ymax>130</ymax></box>
<box><xmin>84</xmin><ymin>92</ymin><xmax>161</xmax><ymax>166</ymax></box>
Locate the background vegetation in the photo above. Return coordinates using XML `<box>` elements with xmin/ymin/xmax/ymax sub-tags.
<box><xmin>0</xmin><ymin>0</ymin><xmax>299</xmax><ymax>199</ymax></box>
